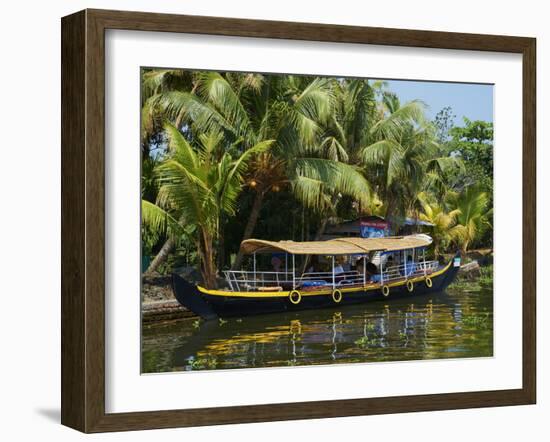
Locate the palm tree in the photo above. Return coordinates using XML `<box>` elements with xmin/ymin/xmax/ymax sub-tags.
<box><xmin>146</xmin><ymin>71</ymin><xmax>371</xmax><ymax>269</ymax></box>
<box><xmin>232</xmin><ymin>76</ymin><xmax>372</xmax><ymax>267</ymax></box>
<box><xmin>417</xmin><ymin>192</ymin><xmax>461</xmax><ymax>256</ymax></box>
<box><xmin>140</xmin><ymin>71</ymin><xmax>473</xmax><ymax>276</ymax></box>
<box><xmin>143</xmin><ymin>71</ymin><xmax>274</xmax><ymax>273</ymax></box>
<box><xmin>300</xmin><ymin>78</ymin><xmax>378</xmax><ymax>239</ymax></box>
<box><xmin>361</xmin><ymin>92</ymin><xmax>462</xmax><ymax>222</ymax></box>
<box><xmin>239</xmin><ymin>152</ymin><xmax>287</xmax><ymax>243</ymax></box>
<box><xmin>142</xmin><ymin>123</ymin><xmax>273</xmax><ymax>287</ymax></box>
<box><xmin>361</xmin><ymin>94</ymin><xmax>429</xmax><ymax>218</ymax></box>
<box><xmin>447</xmin><ymin>186</ymin><xmax>491</xmax><ymax>252</ymax></box>
<box><xmin>229</xmin><ymin>75</ymin><xmax>337</xmax><ymax>269</ymax></box>
<box><xmin>141</xmin><ymin>69</ymin><xmax>194</xmax><ymax>160</ymax></box>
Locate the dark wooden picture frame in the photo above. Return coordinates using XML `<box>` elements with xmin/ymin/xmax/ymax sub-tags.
<box><xmin>61</xmin><ymin>8</ymin><xmax>536</xmax><ymax>433</ymax></box>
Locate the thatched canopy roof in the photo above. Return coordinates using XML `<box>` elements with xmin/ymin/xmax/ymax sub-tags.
<box><xmin>240</xmin><ymin>235</ymin><xmax>432</xmax><ymax>255</ymax></box>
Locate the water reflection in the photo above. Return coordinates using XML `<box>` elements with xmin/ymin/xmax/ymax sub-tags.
<box><xmin>142</xmin><ymin>288</ymin><xmax>493</xmax><ymax>373</ymax></box>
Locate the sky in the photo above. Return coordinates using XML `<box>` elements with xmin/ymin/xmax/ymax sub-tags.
<box><xmin>381</xmin><ymin>79</ymin><xmax>494</xmax><ymax>125</ymax></box>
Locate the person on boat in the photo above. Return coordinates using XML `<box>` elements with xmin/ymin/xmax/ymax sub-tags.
<box><xmin>333</xmin><ymin>256</ymin><xmax>345</xmax><ymax>274</ymax></box>
<box><xmin>404</xmin><ymin>254</ymin><xmax>416</xmax><ymax>277</ymax></box>
<box><xmin>271</xmin><ymin>255</ymin><xmax>282</xmax><ymax>272</ymax></box>
<box><xmin>355</xmin><ymin>257</ymin><xmax>365</xmax><ymax>274</ymax></box>
<box><xmin>306</xmin><ymin>256</ymin><xmax>320</xmax><ymax>274</ymax></box>
<box><xmin>342</xmin><ymin>256</ymin><xmax>351</xmax><ymax>272</ymax></box>
<box><xmin>386</xmin><ymin>255</ymin><xmax>394</xmax><ymax>269</ymax></box>
<box><xmin>366</xmin><ymin>262</ymin><xmax>379</xmax><ymax>283</ymax></box>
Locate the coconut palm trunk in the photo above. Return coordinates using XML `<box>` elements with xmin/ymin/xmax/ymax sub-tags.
<box><xmin>144</xmin><ymin>236</ymin><xmax>175</xmax><ymax>275</ymax></box>
<box><xmin>314</xmin><ymin>218</ymin><xmax>330</xmax><ymax>241</ymax></box>
<box><xmin>314</xmin><ymin>194</ymin><xmax>341</xmax><ymax>240</ymax></box>
<box><xmin>199</xmin><ymin>231</ymin><xmax>218</xmax><ymax>289</ymax></box>
<box><xmin>300</xmin><ymin>193</ymin><xmax>341</xmax><ymax>273</ymax></box>
<box><xmin>384</xmin><ymin>198</ymin><xmax>396</xmax><ymax>228</ymax></box>
<box><xmin>231</xmin><ymin>190</ymin><xmax>265</xmax><ymax>270</ymax></box>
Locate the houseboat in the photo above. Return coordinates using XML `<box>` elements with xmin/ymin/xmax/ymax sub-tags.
<box><xmin>172</xmin><ymin>234</ymin><xmax>461</xmax><ymax>319</ymax></box>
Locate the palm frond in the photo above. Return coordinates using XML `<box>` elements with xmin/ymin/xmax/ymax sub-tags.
<box><xmin>291</xmin><ymin>175</ymin><xmax>331</xmax><ymax>211</ymax></box>
<box><xmin>293</xmin><ymin>158</ymin><xmax>371</xmax><ymax>208</ymax></box>
<box><xmin>195</xmin><ymin>72</ymin><xmax>252</xmax><ymax>138</ymax></box>
<box><xmin>141</xmin><ymin>200</ymin><xmax>185</xmax><ymax>237</ymax></box>
<box><xmin>361</xmin><ymin>139</ymin><xmax>404</xmax><ymax>187</ymax></box>
<box><xmin>163</xmin><ymin>123</ymin><xmax>200</xmax><ymax>173</ymax></box>
<box><xmin>141</xmin><ymin>69</ymin><xmax>192</xmax><ymax>100</ymax></box>
<box><xmin>370</xmin><ymin>100</ymin><xmax>426</xmax><ymax>140</ymax></box>
<box><xmin>217</xmin><ymin>140</ymin><xmax>274</xmax><ymax>214</ymax></box>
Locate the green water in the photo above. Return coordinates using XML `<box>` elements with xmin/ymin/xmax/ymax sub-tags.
<box><xmin>142</xmin><ymin>286</ymin><xmax>493</xmax><ymax>373</ymax></box>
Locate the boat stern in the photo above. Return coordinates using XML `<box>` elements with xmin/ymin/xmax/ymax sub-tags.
<box><xmin>171</xmin><ymin>274</ymin><xmax>218</xmax><ymax>320</ymax></box>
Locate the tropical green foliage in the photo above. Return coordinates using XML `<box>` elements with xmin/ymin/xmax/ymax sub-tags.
<box><xmin>435</xmin><ymin>115</ymin><xmax>494</xmax><ymax>197</ymax></box>
<box><xmin>417</xmin><ymin>193</ymin><xmax>461</xmax><ymax>256</ymax></box>
<box><xmin>448</xmin><ymin>119</ymin><xmax>493</xmax><ymax>196</ymax></box>
<box><xmin>447</xmin><ymin>186</ymin><xmax>491</xmax><ymax>252</ymax></box>
<box><xmin>432</xmin><ymin>114</ymin><xmax>494</xmax><ymax>251</ymax></box>
<box><xmin>142</xmin><ymin>122</ymin><xmax>272</xmax><ymax>287</ymax></box>
<box><xmin>141</xmin><ymin>69</ymin><xmax>493</xmax><ymax>286</ymax></box>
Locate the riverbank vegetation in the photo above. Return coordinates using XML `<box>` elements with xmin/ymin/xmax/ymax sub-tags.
<box><xmin>141</xmin><ymin>69</ymin><xmax>493</xmax><ymax>288</ymax></box>
<box><xmin>448</xmin><ymin>264</ymin><xmax>493</xmax><ymax>292</ymax></box>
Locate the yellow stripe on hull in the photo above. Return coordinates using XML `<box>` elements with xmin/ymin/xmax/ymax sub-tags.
<box><xmin>197</xmin><ymin>259</ymin><xmax>453</xmax><ymax>298</ymax></box>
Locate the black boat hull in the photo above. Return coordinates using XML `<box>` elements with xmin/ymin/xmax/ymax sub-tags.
<box><xmin>172</xmin><ymin>256</ymin><xmax>460</xmax><ymax>319</ymax></box>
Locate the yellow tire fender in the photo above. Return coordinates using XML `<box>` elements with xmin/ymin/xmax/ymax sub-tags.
<box><xmin>332</xmin><ymin>289</ymin><xmax>343</xmax><ymax>303</ymax></box>
<box><xmin>289</xmin><ymin>290</ymin><xmax>302</xmax><ymax>305</ymax></box>
<box><xmin>407</xmin><ymin>280</ymin><xmax>414</xmax><ymax>292</ymax></box>
<box><xmin>382</xmin><ymin>285</ymin><xmax>390</xmax><ymax>297</ymax></box>
<box><xmin>425</xmin><ymin>277</ymin><xmax>433</xmax><ymax>288</ymax></box>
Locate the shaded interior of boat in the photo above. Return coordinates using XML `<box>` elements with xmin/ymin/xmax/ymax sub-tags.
<box><xmin>222</xmin><ymin>234</ymin><xmax>442</xmax><ymax>294</ymax></box>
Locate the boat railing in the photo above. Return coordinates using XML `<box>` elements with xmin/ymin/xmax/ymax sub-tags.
<box><xmin>223</xmin><ymin>269</ymin><xmax>363</xmax><ymax>291</ymax></box>
<box><xmin>380</xmin><ymin>260</ymin><xmax>439</xmax><ymax>283</ymax></box>
<box><xmin>298</xmin><ymin>271</ymin><xmax>364</xmax><ymax>287</ymax></box>
<box><xmin>223</xmin><ymin>270</ymin><xmax>294</xmax><ymax>292</ymax></box>
<box><xmin>223</xmin><ymin>260</ymin><xmax>440</xmax><ymax>291</ymax></box>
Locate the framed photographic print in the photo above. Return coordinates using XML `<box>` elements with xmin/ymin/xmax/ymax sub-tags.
<box><xmin>61</xmin><ymin>9</ymin><xmax>536</xmax><ymax>433</ymax></box>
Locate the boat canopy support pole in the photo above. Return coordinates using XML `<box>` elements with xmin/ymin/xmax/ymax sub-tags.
<box><xmin>380</xmin><ymin>255</ymin><xmax>384</xmax><ymax>285</ymax></box>
<box><xmin>292</xmin><ymin>254</ymin><xmax>296</xmax><ymax>289</ymax></box>
<box><xmin>404</xmin><ymin>249</ymin><xmax>408</xmax><ymax>280</ymax></box>
<box><xmin>332</xmin><ymin>256</ymin><xmax>336</xmax><ymax>289</ymax></box>
<box><xmin>423</xmin><ymin>248</ymin><xmax>427</xmax><ymax>277</ymax></box>
<box><xmin>253</xmin><ymin>252</ymin><xmax>257</xmax><ymax>288</ymax></box>
<box><xmin>363</xmin><ymin>254</ymin><xmax>366</xmax><ymax>286</ymax></box>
